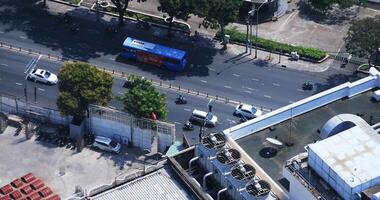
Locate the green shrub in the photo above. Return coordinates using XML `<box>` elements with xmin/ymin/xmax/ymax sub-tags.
<box><xmin>218</xmin><ymin>27</ymin><xmax>326</xmax><ymax>61</ymax></box>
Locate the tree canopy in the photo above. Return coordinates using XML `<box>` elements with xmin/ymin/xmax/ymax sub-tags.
<box><xmin>158</xmin><ymin>0</ymin><xmax>193</xmax><ymax>36</ymax></box>
<box><xmin>57</xmin><ymin>62</ymin><xmax>113</xmax><ymax>117</ymax></box>
<box><xmin>345</xmin><ymin>16</ymin><xmax>380</xmax><ymax>57</ymax></box>
<box><xmin>308</xmin><ymin>0</ymin><xmax>360</xmax><ymax>11</ymax></box>
<box><xmin>194</xmin><ymin>0</ymin><xmax>242</xmax><ymax>48</ymax></box>
<box><xmin>120</xmin><ymin>76</ymin><xmax>168</xmax><ymax>120</ymax></box>
<box><xmin>110</xmin><ymin>0</ymin><xmax>146</xmax><ymax>26</ymax></box>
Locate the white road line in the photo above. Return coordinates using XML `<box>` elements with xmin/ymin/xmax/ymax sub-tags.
<box><xmin>289</xmin><ymin>100</ymin><xmax>294</xmax><ymax>103</ymax></box>
<box><xmin>37</xmin><ymin>88</ymin><xmax>45</xmax><ymax>92</ymax></box>
<box><xmin>0</xmin><ymin>31</ymin><xmax>4</xmax><ymax>34</ymax></box>
<box><xmin>200</xmin><ymin>80</ymin><xmax>207</xmax><ymax>83</ymax></box>
<box><xmin>244</xmin><ymin>90</ymin><xmax>252</xmax><ymax>94</ymax></box>
<box><xmin>246</xmin><ymin>87</ymin><xmax>255</xmax><ymax>91</ymax></box>
<box><xmin>209</xmin><ymin>67</ymin><xmax>216</xmax><ymax>72</ymax></box>
<box><xmin>19</xmin><ymin>36</ymin><xmax>27</xmax><ymax>39</ymax></box>
<box><xmin>272</xmin><ymin>83</ymin><xmax>280</xmax><ymax>87</ymax></box>
<box><xmin>184</xmin><ymin>108</ymin><xmax>191</xmax><ymax>112</ymax></box>
<box><xmin>232</xmin><ymin>73</ymin><xmax>240</xmax><ymax>77</ymax></box>
<box><xmin>117</xmin><ymin>91</ymin><xmax>124</xmax><ymax>95</ymax></box>
<box><xmin>297</xmin><ymin>89</ymin><xmax>304</xmax><ymax>92</ymax></box>
<box><xmin>15</xmin><ymin>82</ymin><xmax>22</xmax><ymax>86</ymax></box>
<box><xmin>251</xmin><ymin>78</ymin><xmax>259</xmax><ymax>81</ymax></box>
<box><xmin>264</xmin><ymin>95</ymin><xmax>272</xmax><ymax>99</ymax></box>
<box><xmin>224</xmin><ymin>85</ymin><xmax>232</xmax><ymax>89</ymax></box>
<box><xmin>1</xmin><ymin>63</ymin><xmax>8</xmax><ymax>67</ymax></box>
<box><xmin>174</xmin><ymin>121</ymin><xmax>182</xmax><ymax>125</ymax></box>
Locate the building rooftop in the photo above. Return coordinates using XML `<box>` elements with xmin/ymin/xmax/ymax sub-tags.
<box><xmin>236</xmin><ymin>90</ymin><xmax>380</xmax><ymax>187</ymax></box>
<box><xmin>90</xmin><ymin>167</ymin><xmax>193</xmax><ymax>200</ymax></box>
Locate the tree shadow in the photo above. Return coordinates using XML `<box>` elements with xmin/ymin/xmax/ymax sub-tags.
<box><xmin>297</xmin><ymin>1</ymin><xmax>359</xmax><ymax>26</ymax></box>
<box><xmin>0</xmin><ymin>0</ymin><xmax>216</xmax><ymax>79</ymax></box>
<box><xmin>313</xmin><ymin>71</ymin><xmax>363</xmax><ymax>94</ymax></box>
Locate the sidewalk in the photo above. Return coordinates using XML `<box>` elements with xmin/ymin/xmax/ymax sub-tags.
<box><xmin>45</xmin><ymin>0</ymin><xmax>330</xmax><ymax>72</ymax></box>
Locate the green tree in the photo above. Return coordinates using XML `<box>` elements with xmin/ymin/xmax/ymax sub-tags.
<box><xmin>195</xmin><ymin>0</ymin><xmax>242</xmax><ymax>49</ymax></box>
<box><xmin>110</xmin><ymin>0</ymin><xmax>146</xmax><ymax>26</ymax></box>
<box><xmin>308</xmin><ymin>0</ymin><xmax>361</xmax><ymax>11</ymax></box>
<box><xmin>120</xmin><ymin>76</ymin><xmax>168</xmax><ymax>120</ymax></box>
<box><xmin>345</xmin><ymin>16</ymin><xmax>380</xmax><ymax>57</ymax></box>
<box><xmin>57</xmin><ymin>62</ymin><xmax>113</xmax><ymax>117</ymax></box>
<box><xmin>158</xmin><ymin>0</ymin><xmax>193</xmax><ymax>37</ymax></box>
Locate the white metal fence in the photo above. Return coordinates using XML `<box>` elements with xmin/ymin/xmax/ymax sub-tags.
<box><xmin>88</xmin><ymin>105</ymin><xmax>175</xmax><ymax>153</ymax></box>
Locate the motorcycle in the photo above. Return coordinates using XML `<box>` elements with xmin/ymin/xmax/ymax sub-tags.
<box><xmin>175</xmin><ymin>95</ymin><xmax>187</xmax><ymax>104</ymax></box>
<box><xmin>183</xmin><ymin>121</ymin><xmax>194</xmax><ymax>131</ymax></box>
<box><xmin>302</xmin><ymin>81</ymin><xmax>313</xmax><ymax>90</ymax></box>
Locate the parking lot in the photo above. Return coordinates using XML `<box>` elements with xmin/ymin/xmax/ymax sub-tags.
<box><xmin>0</xmin><ymin>126</ymin><xmax>152</xmax><ymax>199</ymax></box>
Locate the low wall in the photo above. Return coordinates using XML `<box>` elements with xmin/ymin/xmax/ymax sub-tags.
<box><xmin>226</xmin><ymin>67</ymin><xmax>380</xmax><ymax>140</ymax></box>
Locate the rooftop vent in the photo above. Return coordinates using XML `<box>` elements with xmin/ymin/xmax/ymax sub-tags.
<box><xmin>231</xmin><ymin>161</ymin><xmax>256</xmax><ymax>181</ymax></box>
<box><xmin>202</xmin><ymin>133</ymin><xmax>227</xmax><ymax>149</ymax></box>
<box><xmin>246</xmin><ymin>180</ymin><xmax>271</xmax><ymax>197</ymax></box>
<box><xmin>216</xmin><ymin>147</ymin><xmax>241</xmax><ymax>165</ymax></box>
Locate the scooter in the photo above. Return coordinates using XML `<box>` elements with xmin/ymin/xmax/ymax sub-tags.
<box><xmin>175</xmin><ymin>95</ymin><xmax>187</xmax><ymax>104</ymax></box>
<box><xmin>183</xmin><ymin>121</ymin><xmax>194</xmax><ymax>131</ymax></box>
<box><xmin>302</xmin><ymin>81</ymin><xmax>313</xmax><ymax>90</ymax></box>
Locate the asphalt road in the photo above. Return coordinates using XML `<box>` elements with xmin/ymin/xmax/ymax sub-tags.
<box><xmin>0</xmin><ymin>48</ymin><xmax>238</xmax><ymax>140</ymax></box>
<box><xmin>0</xmin><ymin>1</ymin><xmax>330</xmax><ymax>110</ymax></box>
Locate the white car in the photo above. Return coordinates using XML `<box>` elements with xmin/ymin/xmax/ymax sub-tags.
<box><xmin>92</xmin><ymin>136</ymin><xmax>121</xmax><ymax>154</ymax></box>
<box><xmin>190</xmin><ymin>109</ymin><xmax>218</xmax><ymax>127</ymax></box>
<box><xmin>234</xmin><ymin>104</ymin><xmax>262</xmax><ymax>119</ymax></box>
<box><xmin>27</xmin><ymin>69</ymin><xmax>58</xmax><ymax>85</ymax></box>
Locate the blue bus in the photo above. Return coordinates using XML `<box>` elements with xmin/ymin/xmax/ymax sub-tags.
<box><xmin>121</xmin><ymin>37</ymin><xmax>187</xmax><ymax>71</ymax></box>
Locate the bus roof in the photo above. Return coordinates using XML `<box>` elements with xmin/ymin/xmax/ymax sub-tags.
<box><xmin>122</xmin><ymin>37</ymin><xmax>186</xmax><ymax>60</ymax></box>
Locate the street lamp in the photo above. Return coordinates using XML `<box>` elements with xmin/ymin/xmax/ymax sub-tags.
<box><xmin>254</xmin><ymin>0</ymin><xmax>268</xmax><ymax>58</ymax></box>
<box><xmin>199</xmin><ymin>100</ymin><xmax>214</xmax><ymax>143</ymax></box>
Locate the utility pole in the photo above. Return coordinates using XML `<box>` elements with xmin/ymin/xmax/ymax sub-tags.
<box><xmin>24</xmin><ymin>55</ymin><xmax>41</xmax><ymax>103</ymax></box>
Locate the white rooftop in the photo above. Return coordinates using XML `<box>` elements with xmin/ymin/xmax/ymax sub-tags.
<box><xmin>309</xmin><ymin>122</ymin><xmax>380</xmax><ymax>188</ymax></box>
<box><xmin>91</xmin><ymin>168</ymin><xmax>193</xmax><ymax>200</ymax></box>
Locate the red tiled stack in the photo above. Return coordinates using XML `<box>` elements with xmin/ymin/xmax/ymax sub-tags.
<box><xmin>20</xmin><ymin>185</ymin><xmax>33</xmax><ymax>195</ymax></box>
<box><xmin>11</xmin><ymin>179</ymin><xmax>23</xmax><ymax>189</ymax></box>
<box><xmin>26</xmin><ymin>192</ymin><xmax>41</xmax><ymax>200</ymax></box>
<box><xmin>9</xmin><ymin>190</ymin><xmax>22</xmax><ymax>199</ymax></box>
<box><xmin>29</xmin><ymin>180</ymin><xmax>44</xmax><ymax>191</ymax></box>
<box><xmin>38</xmin><ymin>187</ymin><xmax>52</xmax><ymax>198</ymax></box>
<box><xmin>0</xmin><ymin>184</ymin><xmax>13</xmax><ymax>195</ymax></box>
<box><xmin>21</xmin><ymin>173</ymin><xmax>36</xmax><ymax>184</ymax></box>
<box><xmin>45</xmin><ymin>194</ymin><xmax>60</xmax><ymax>200</ymax></box>
<box><xmin>0</xmin><ymin>173</ymin><xmax>60</xmax><ymax>200</ymax></box>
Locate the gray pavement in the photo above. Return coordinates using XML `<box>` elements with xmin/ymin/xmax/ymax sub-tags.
<box><xmin>0</xmin><ymin>126</ymin><xmax>147</xmax><ymax>199</ymax></box>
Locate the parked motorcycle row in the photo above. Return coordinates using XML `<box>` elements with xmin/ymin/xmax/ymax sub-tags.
<box><xmin>35</xmin><ymin>125</ymin><xmax>77</xmax><ymax>150</ymax></box>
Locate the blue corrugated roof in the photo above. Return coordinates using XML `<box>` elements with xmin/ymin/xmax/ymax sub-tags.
<box><xmin>122</xmin><ymin>37</ymin><xmax>186</xmax><ymax>60</ymax></box>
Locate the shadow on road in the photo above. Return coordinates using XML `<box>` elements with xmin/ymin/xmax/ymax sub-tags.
<box><xmin>0</xmin><ymin>0</ymin><xmax>217</xmax><ymax>79</ymax></box>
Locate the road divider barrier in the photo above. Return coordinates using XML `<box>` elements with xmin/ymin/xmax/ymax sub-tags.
<box><xmin>0</xmin><ymin>40</ymin><xmax>273</xmax><ymax>113</ymax></box>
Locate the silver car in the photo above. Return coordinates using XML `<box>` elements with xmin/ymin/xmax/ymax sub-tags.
<box><xmin>27</xmin><ymin>69</ymin><xmax>58</xmax><ymax>85</ymax></box>
<box><xmin>92</xmin><ymin>136</ymin><xmax>121</xmax><ymax>153</ymax></box>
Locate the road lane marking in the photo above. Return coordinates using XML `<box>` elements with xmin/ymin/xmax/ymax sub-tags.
<box><xmin>37</xmin><ymin>88</ymin><xmax>45</xmax><ymax>92</ymax></box>
<box><xmin>15</xmin><ymin>82</ymin><xmax>22</xmax><ymax>86</ymax></box>
<box><xmin>200</xmin><ymin>80</ymin><xmax>207</xmax><ymax>83</ymax></box>
<box><xmin>232</xmin><ymin>73</ymin><xmax>240</xmax><ymax>77</ymax></box>
<box><xmin>174</xmin><ymin>121</ymin><xmax>181</xmax><ymax>125</ymax></box>
<box><xmin>19</xmin><ymin>36</ymin><xmax>27</xmax><ymax>39</ymax></box>
<box><xmin>272</xmin><ymin>83</ymin><xmax>280</xmax><ymax>87</ymax></box>
<box><xmin>264</xmin><ymin>95</ymin><xmax>272</xmax><ymax>98</ymax></box>
<box><xmin>244</xmin><ymin>90</ymin><xmax>252</xmax><ymax>94</ymax></box>
<box><xmin>252</xmin><ymin>78</ymin><xmax>259</xmax><ymax>81</ymax></box>
<box><xmin>1</xmin><ymin>63</ymin><xmax>8</xmax><ymax>67</ymax></box>
<box><xmin>117</xmin><ymin>91</ymin><xmax>124</xmax><ymax>95</ymax></box>
<box><xmin>0</xmin><ymin>31</ymin><xmax>4</xmax><ymax>34</ymax></box>
<box><xmin>289</xmin><ymin>100</ymin><xmax>294</xmax><ymax>103</ymax></box>
<box><xmin>209</xmin><ymin>67</ymin><xmax>216</xmax><ymax>72</ymax></box>
<box><xmin>184</xmin><ymin>108</ymin><xmax>191</xmax><ymax>112</ymax></box>
<box><xmin>224</xmin><ymin>85</ymin><xmax>232</xmax><ymax>89</ymax></box>
<box><xmin>297</xmin><ymin>89</ymin><xmax>304</xmax><ymax>92</ymax></box>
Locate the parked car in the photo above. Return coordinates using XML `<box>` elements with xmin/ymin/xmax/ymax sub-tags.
<box><xmin>27</xmin><ymin>69</ymin><xmax>58</xmax><ymax>85</ymax></box>
<box><xmin>189</xmin><ymin>109</ymin><xmax>218</xmax><ymax>127</ymax></box>
<box><xmin>92</xmin><ymin>136</ymin><xmax>121</xmax><ymax>153</ymax></box>
<box><xmin>234</xmin><ymin>104</ymin><xmax>262</xmax><ymax>119</ymax></box>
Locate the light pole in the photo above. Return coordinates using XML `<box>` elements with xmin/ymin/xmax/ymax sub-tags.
<box><xmin>254</xmin><ymin>0</ymin><xmax>268</xmax><ymax>58</ymax></box>
<box><xmin>199</xmin><ymin>100</ymin><xmax>214</xmax><ymax>143</ymax></box>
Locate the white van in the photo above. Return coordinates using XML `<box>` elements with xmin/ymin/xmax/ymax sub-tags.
<box><xmin>189</xmin><ymin>109</ymin><xmax>218</xmax><ymax>127</ymax></box>
<box><xmin>92</xmin><ymin>136</ymin><xmax>121</xmax><ymax>153</ymax></box>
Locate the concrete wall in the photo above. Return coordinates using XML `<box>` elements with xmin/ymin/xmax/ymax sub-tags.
<box><xmin>226</xmin><ymin>68</ymin><xmax>380</xmax><ymax>140</ymax></box>
<box><xmin>282</xmin><ymin>167</ymin><xmax>317</xmax><ymax>200</ymax></box>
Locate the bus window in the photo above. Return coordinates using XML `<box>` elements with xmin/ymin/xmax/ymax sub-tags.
<box><xmin>165</xmin><ymin>57</ymin><xmax>180</xmax><ymax>65</ymax></box>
